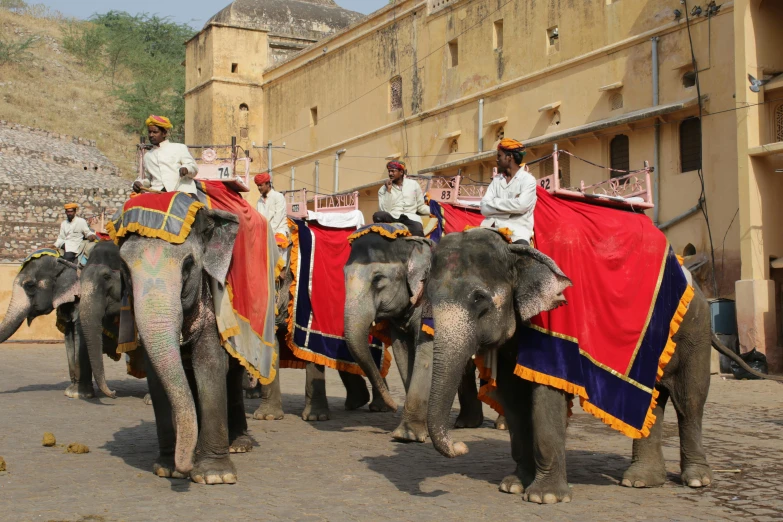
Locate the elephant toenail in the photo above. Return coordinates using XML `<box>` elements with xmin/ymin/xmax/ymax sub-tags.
<box><xmin>633</xmin><ymin>480</ymin><xmax>646</xmax><ymax>488</ymax></box>
<box><xmin>192</xmin><ymin>475</ymin><xmax>205</xmax><ymax>484</ymax></box>
<box><xmin>223</xmin><ymin>474</ymin><xmax>237</xmax><ymax>484</ymax></box>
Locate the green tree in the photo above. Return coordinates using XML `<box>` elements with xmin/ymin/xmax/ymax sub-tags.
<box><xmin>61</xmin><ymin>11</ymin><xmax>194</xmax><ymax>141</ymax></box>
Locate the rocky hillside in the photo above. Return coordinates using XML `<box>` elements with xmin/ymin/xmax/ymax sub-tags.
<box><xmin>0</xmin><ymin>4</ymin><xmax>137</xmax><ymax>177</ymax></box>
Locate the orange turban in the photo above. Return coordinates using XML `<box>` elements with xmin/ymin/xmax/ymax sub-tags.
<box><xmin>498</xmin><ymin>138</ymin><xmax>525</xmax><ymax>152</ymax></box>
<box><xmin>386</xmin><ymin>160</ymin><xmax>406</xmax><ymax>172</ymax></box>
<box><xmin>145</xmin><ymin>115</ymin><xmax>173</xmax><ymax>130</ymax></box>
<box><xmin>63</xmin><ymin>203</ymin><xmax>78</xmax><ymax>210</ymax></box>
<box><xmin>254</xmin><ymin>172</ymin><xmax>271</xmax><ymax>185</ymax></box>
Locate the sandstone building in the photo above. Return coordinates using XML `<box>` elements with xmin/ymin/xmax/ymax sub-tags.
<box><xmin>185</xmin><ymin>0</ymin><xmax>783</xmax><ymax>371</ymax></box>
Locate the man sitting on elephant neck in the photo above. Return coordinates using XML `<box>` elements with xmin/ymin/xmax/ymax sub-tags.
<box><xmin>480</xmin><ymin>138</ymin><xmax>537</xmax><ymax>245</ymax></box>
<box><xmin>255</xmin><ymin>171</ymin><xmax>289</xmax><ymax>263</ymax></box>
<box><xmin>132</xmin><ymin>115</ymin><xmax>199</xmax><ymax>196</ymax></box>
<box><xmin>54</xmin><ymin>203</ymin><xmax>96</xmax><ymax>262</ymax></box>
<box><xmin>373</xmin><ymin>160</ymin><xmax>429</xmax><ymax>237</ymax></box>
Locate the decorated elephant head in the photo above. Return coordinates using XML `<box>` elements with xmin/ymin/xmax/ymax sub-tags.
<box><xmin>118</xmin><ymin>205</ymin><xmax>239</xmax><ymax>475</ymax></box>
<box><xmin>0</xmin><ymin>252</ymin><xmax>80</xmax><ymax>343</ymax></box>
<box><xmin>344</xmin><ymin>233</ymin><xmax>433</xmax><ymax>411</ymax></box>
<box><xmin>425</xmin><ymin>228</ymin><xmax>571</xmax><ymax>458</ymax></box>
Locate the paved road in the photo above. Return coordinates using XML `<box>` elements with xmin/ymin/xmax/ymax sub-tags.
<box><xmin>0</xmin><ymin>344</ymin><xmax>781</xmax><ymax>521</ymax></box>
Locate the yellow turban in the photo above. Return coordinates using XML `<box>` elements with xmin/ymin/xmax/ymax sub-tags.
<box><xmin>498</xmin><ymin>138</ymin><xmax>525</xmax><ymax>152</ymax></box>
<box><xmin>63</xmin><ymin>203</ymin><xmax>78</xmax><ymax>210</ymax></box>
<box><xmin>145</xmin><ymin>115</ymin><xmax>173</xmax><ymax>130</ymax></box>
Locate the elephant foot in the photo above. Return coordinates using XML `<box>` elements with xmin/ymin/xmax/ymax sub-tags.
<box><xmin>153</xmin><ymin>456</ymin><xmax>187</xmax><ymax>479</ymax></box>
<box><xmin>344</xmin><ymin>383</ymin><xmax>370</xmax><ymax>411</ymax></box>
<box><xmin>245</xmin><ymin>385</ymin><xmax>263</xmax><ymax>400</ymax></box>
<box><xmin>252</xmin><ymin>401</ymin><xmax>284</xmax><ymax>421</ymax></box>
<box><xmin>523</xmin><ymin>476</ymin><xmax>572</xmax><ymax>504</ymax></box>
<box><xmin>454</xmin><ymin>406</ymin><xmax>484</xmax><ymax>429</ymax></box>
<box><xmin>302</xmin><ymin>401</ymin><xmax>330</xmax><ymax>421</ymax></box>
<box><xmin>191</xmin><ymin>456</ymin><xmax>237</xmax><ymax>485</ymax></box>
<box><xmin>143</xmin><ymin>393</ymin><xmax>153</xmax><ymax>406</ymax></box>
<box><xmin>229</xmin><ymin>434</ymin><xmax>254</xmax><ymax>454</ymax></box>
<box><xmin>681</xmin><ymin>463</ymin><xmax>713</xmax><ymax>488</ymax></box>
<box><xmin>64</xmin><ymin>382</ymin><xmax>95</xmax><ymax>400</ymax></box>
<box><xmin>499</xmin><ymin>474</ymin><xmax>525</xmax><ymax>495</ymax></box>
<box><xmin>391</xmin><ymin>419</ymin><xmax>427</xmax><ymax>443</ymax></box>
<box><xmin>369</xmin><ymin>393</ymin><xmax>392</xmax><ymax>413</ymax></box>
<box><xmin>620</xmin><ymin>463</ymin><xmax>666</xmax><ymax>488</ymax></box>
<box><xmin>494</xmin><ymin>414</ymin><xmax>508</xmax><ymax>431</ymax></box>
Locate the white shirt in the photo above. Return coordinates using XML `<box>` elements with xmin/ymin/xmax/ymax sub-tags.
<box><xmin>138</xmin><ymin>140</ymin><xmax>199</xmax><ymax>194</ymax></box>
<box><xmin>378</xmin><ymin>177</ymin><xmax>430</xmax><ymax>224</ymax></box>
<box><xmin>480</xmin><ymin>167</ymin><xmax>537</xmax><ymax>243</ymax></box>
<box><xmin>55</xmin><ymin>217</ymin><xmax>93</xmax><ymax>253</ymax></box>
<box><xmin>256</xmin><ymin>188</ymin><xmax>288</xmax><ymax>237</ymax></box>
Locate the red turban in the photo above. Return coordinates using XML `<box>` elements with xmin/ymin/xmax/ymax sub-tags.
<box><xmin>386</xmin><ymin>161</ymin><xmax>406</xmax><ymax>172</ymax></box>
<box><xmin>254</xmin><ymin>172</ymin><xmax>271</xmax><ymax>185</ymax></box>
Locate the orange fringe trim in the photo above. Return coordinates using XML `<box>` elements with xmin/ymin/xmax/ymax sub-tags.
<box><xmin>347</xmin><ymin>225</ymin><xmax>411</xmax><ymax>243</ymax></box>
<box><xmin>284</xmin><ymin>221</ymin><xmax>393</xmax><ymax>378</ymax></box>
<box><xmin>511</xmin><ymin>282</ymin><xmax>696</xmax><ymax>439</ymax></box>
<box><xmin>107</xmin><ymin>197</ymin><xmax>203</xmax><ymax>245</ymax></box>
<box><xmin>421</xmin><ymin>324</ymin><xmax>434</xmax><ymax>336</ymax></box>
<box><xmin>473</xmin><ymin>354</ymin><xmax>503</xmax><ymax>415</ymax></box>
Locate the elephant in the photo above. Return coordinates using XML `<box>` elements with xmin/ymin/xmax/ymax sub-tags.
<box><xmin>247</xmin><ymin>230</ymin><xmax>392</xmax><ymax>422</ymax></box>
<box><xmin>0</xmin><ymin>251</ymin><xmax>92</xmax><ymax>398</ymax></box>
<box><xmin>118</xmin><ymin>205</ymin><xmax>252</xmax><ymax>484</ymax></box>
<box><xmin>424</xmin><ymin>228</ymin><xmax>777</xmax><ymax>504</ymax></box>
<box><xmin>343</xmin><ymin>231</ymin><xmax>503</xmax><ymax>443</ymax></box>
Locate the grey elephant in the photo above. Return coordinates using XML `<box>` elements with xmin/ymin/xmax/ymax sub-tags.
<box><xmin>424</xmin><ymin>228</ymin><xmax>777</xmax><ymax>504</ymax></box>
<box><xmin>117</xmin><ymin>205</ymin><xmax>252</xmax><ymax>484</ymax></box>
<box><xmin>0</xmin><ymin>250</ymin><xmax>92</xmax><ymax>398</ymax></box>
<box><xmin>343</xmin><ymin>231</ymin><xmax>501</xmax><ymax>442</ymax></box>
<box><xmin>247</xmin><ymin>229</ymin><xmax>392</xmax><ymax>422</ymax></box>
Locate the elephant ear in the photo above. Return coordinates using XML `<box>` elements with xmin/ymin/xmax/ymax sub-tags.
<box><xmin>509</xmin><ymin>244</ymin><xmax>572</xmax><ymax>321</ymax></box>
<box><xmin>405</xmin><ymin>238</ymin><xmax>433</xmax><ymax>306</ymax></box>
<box><xmin>202</xmin><ymin>208</ymin><xmax>240</xmax><ymax>284</ymax></box>
<box><xmin>52</xmin><ymin>264</ymin><xmax>80</xmax><ymax>309</ymax></box>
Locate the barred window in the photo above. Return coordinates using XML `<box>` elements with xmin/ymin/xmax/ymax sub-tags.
<box><xmin>610</xmin><ymin>92</ymin><xmax>623</xmax><ymax>111</ymax></box>
<box><xmin>610</xmin><ymin>134</ymin><xmax>629</xmax><ymax>178</ymax></box>
<box><xmin>680</xmin><ymin>118</ymin><xmax>702</xmax><ymax>172</ymax></box>
<box><xmin>390</xmin><ymin>76</ymin><xmax>402</xmax><ymax>112</ymax></box>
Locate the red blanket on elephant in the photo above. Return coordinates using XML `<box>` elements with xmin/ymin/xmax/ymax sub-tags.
<box><xmin>475</xmin><ymin>187</ymin><xmax>694</xmax><ymax>438</ymax></box>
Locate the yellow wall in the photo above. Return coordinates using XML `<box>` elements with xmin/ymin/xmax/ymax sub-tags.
<box><xmin>0</xmin><ymin>264</ymin><xmax>59</xmax><ymax>342</ymax></box>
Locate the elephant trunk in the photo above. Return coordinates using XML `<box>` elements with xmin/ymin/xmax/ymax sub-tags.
<box><xmin>78</xmin><ymin>276</ymin><xmax>115</xmax><ymax>398</ymax></box>
<box><xmin>343</xmin><ymin>294</ymin><xmax>397</xmax><ymax>412</ymax></box>
<box><xmin>0</xmin><ymin>283</ymin><xmax>31</xmax><ymax>343</ymax></box>
<box><xmin>427</xmin><ymin>304</ymin><xmax>474</xmax><ymax>458</ymax></box>
<box><xmin>133</xmin><ymin>273</ymin><xmax>197</xmax><ymax>475</ymax></box>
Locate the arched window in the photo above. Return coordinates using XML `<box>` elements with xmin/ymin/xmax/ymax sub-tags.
<box><xmin>680</xmin><ymin>117</ymin><xmax>702</xmax><ymax>172</ymax></box>
<box><xmin>610</xmin><ymin>134</ymin><xmax>629</xmax><ymax>178</ymax></box>
<box><xmin>239</xmin><ymin>103</ymin><xmax>249</xmax><ymax>139</ymax></box>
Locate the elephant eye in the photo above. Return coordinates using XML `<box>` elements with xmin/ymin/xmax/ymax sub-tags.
<box><xmin>372</xmin><ymin>274</ymin><xmax>386</xmax><ymax>287</ymax></box>
<box><xmin>22</xmin><ymin>280</ymin><xmax>35</xmax><ymax>289</ymax></box>
<box><xmin>102</xmin><ymin>273</ymin><xmax>113</xmax><ymax>281</ymax></box>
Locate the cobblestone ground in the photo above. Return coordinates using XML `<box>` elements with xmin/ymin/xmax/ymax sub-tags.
<box><xmin>0</xmin><ymin>344</ymin><xmax>781</xmax><ymax>521</ymax></box>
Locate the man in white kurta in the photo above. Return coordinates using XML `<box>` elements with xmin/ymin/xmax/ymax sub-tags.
<box><xmin>133</xmin><ymin>115</ymin><xmax>198</xmax><ymax>195</ymax></box>
<box><xmin>480</xmin><ymin>139</ymin><xmax>537</xmax><ymax>245</ymax></box>
<box><xmin>255</xmin><ymin>172</ymin><xmax>289</xmax><ymax>265</ymax></box>
<box><xmin>54</xmin><ymin>203</ymin><xmax>97</xmax><ymax>261</ymax></box>
<box><xmin>374</xmin><ymin>160</ymin><xmax>429</xmax><ymax>236</ymax></box>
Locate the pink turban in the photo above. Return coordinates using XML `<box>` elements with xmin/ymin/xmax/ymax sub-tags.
<box><xmin>254</xmin><ymin>172</ymin><xmax>271</xmax><ymax>185</ymax></box>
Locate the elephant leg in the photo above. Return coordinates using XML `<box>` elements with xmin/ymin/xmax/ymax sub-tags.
<box><xmin>189</xmin><ymin>327</ymin><xmax>236</xmax><ymax>485</ymax></box>
<box><xmin>523</xmin><ymin>383</ymin><xmax>572</xmax><ymax>504</ymax></box>
<box><xmin>245</xmin><ymin>375</ymin><xmax>263</xmax><ymax>399</ymax></box>
<box><xmin>228</xmin><ymin>359</ymin><xmax>254</xmax><ymax>454</ymax></box>
<box><xmin>64</xmin><ymin>322</ymin><xmax>94</xmax><ymax>399</ymax></box>
<box><xmin>670</xmin><ymin>382</ymin><xmax>712</xmax><ymax>488</ymax></box>
<box><xmin>369</xmin><ymin>377</ymin><xmax>393</xmax><ymax>412</ymax></box>
<box><xmin>302</xmin><ymin>363</ymin><xmax>330</xmax><ymax>421</ymax></box>
<box><xmin>454</xmin><ymin>359</ymin><xmax>484</xmax><ymax>429</ymax></box>
<box><xmin>392</xmin><ymin>336</ymin><xmax>415</xmax><ymax>391</ymax></box>
<box><xmin>392</xmin><ymin>337</ymin><xmax>432</xmax><ymax>443</ymax></box>
<box><xmin>145</xmin><ymin>351</ymin><xmax>186</xmax><ymax>479</ymax></box>
<box><xmin>496</xmin><ymin>355</ymin><xmax>534</xmax><ymax>495</ymax></box>
<box><xmin>622</xmin><ymin>387</ymin><xmax>669</xmax><ymax>488</ymax></box>
<box><xmin>340</xmin><ymin>370</ymin><xmax>370</xmax><ymax>411</ymax></box>
<box><xmin>253</xmin><ymin>352</ymin><xmax>284</xmax><ymax>421</ymax></box>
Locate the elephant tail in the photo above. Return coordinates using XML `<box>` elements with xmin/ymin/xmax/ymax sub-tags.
<box><xmin>711</xmin><ymin>333</ymin><xmax>783</xmax><ymax>383</ymax></box>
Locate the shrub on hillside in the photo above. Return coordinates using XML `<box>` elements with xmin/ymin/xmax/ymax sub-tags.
<box><xmin>0</xmin><ymin>33</ymin><xmax>37</xmax><ymax>65</ymax></box>
<box><xmin>61</xmin><ymin>11</ymin><xmax>194</xmax><ymax>141</ymax></box>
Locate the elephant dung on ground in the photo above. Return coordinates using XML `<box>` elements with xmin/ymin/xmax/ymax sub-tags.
<box><xmin>424</xmin><ymin>228</ymin><xmax>770</xmax><ymax>504</ymax></box>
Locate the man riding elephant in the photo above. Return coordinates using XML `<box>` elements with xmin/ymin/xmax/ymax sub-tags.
<box><xmin>133</xmin><ymin>115</ymin><xmax>198</xmax><ymax>196</ymax></box>
<box><xmin>53</xmin><ymin>203</ymin><xmax>96</xmax><ymax>262</ymax></box>
<box><xmin>374</xmin><ymin>161</ymin><xmax>429</xmax><ymax>237</ymax></box>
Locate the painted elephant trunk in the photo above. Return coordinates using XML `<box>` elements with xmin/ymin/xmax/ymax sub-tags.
<box><xmin>427</xmin><ymin>305</ymin><xmax>474</xmax><ymax>458</ymax></box>
<box><xmin>0</xmin><ymin>284</ymin><xmax>31</xmax><ymax>343</ymax></box>
<box><xmin>133</xmin><ymin>276</ymin><xmax>198</xmax><ymax>475</ymax></box>
<box><xmin>343</xmin><ymin>302</ymin><xmax>398</xmax><ymax>412</ymax></box>
<box><xmin>78</xmin><ymin>278</ymin><xmax>115</xmax><ymax>398</ymax></box>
